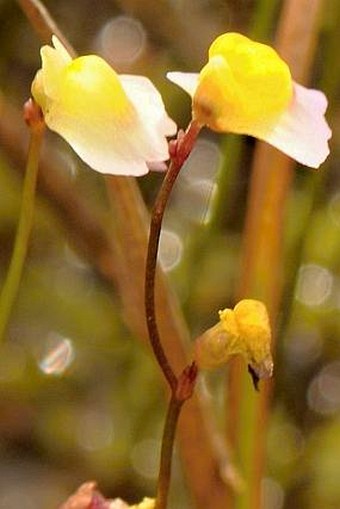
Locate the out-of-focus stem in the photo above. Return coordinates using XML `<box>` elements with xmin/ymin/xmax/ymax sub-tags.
<box><xmin>0</xmin><ymin>100</ymin><xmax>45</xmax><ymax>341</ymax></box>
<box><xmin>229</xmin><ymin>1</ymin><xmax>326</xmax><ymax>509</ymax></box>
<box><xmin>15</xmin><ymin>0</ymin><xmax>76</xmax><ymax>56</ymax></box>
<box><xmin>249</xmin><ymin>0</ymin><xmax>281</xmax><ymax>41</ymax></box>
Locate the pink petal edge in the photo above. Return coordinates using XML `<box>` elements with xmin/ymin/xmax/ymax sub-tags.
<box><xmin>58</xmin><ymin>481</ymin><xmax>112</xmax><ymax>509</ymax></box>
<box><xmin>258</xmin><ymin>82</ymin><xmax>332</xmax><ymax>169</ymax></box>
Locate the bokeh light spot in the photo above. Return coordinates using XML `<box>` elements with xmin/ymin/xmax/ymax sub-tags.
<box><xmin>38</xmin><ymin>333</ymin><xmax>75</xmax><ymax>376</ymax></box>
<box><xmin>295</xmin><ymin>263</ymin><xmax>333</xmax><ymax>306</ymax></box>
<box><xmin>328</xmin><ymin>192</ymin><xmax>340</xmax><ymax>228</ymax></box>
<box><xmin>308</xmin><ymin>361</ymin><xmax>340</xmax><ymax>415</ymax></box>
<box><xmin>76</xmin><ymin>409</ymin><xmax>114</xmax><ymax>451</ymax></box>
<box><xmin>130</xmin><ymin>438</ymin><xmax>160</xmax><ymax>479</ymax></box>
<box><xmin>182</xmin><ymin>138</ymin><xmax>221</xmax><ymax>181</ymax></box>
<box><xmin>174</xmin><ymin>139</ymin><xmax>221</xmax><ymax>223</ymax></box>
<box><xmin>96</xmin><ymin>16</ymin><xmax>147</xmax><ymax>66</ymax></box>
<box><xmin>285</xmin><ymin>327</ymin><xmax>322</xmax><ymax>369</ymax></box>
<box><xmin>159</xmin><ymin>229</ymin><xmax>183</xmax><ymax>271</ymax></box>
<box><xmin>261</xmin><ymin>478</ymin><xmax>284</xmax><ymax>509</ymax></box>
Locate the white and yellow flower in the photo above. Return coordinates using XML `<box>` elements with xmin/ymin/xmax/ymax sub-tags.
<box><xmin>167</xmin><ymin>32</ymin><xmax>331</xmax><ymax>168</ymax></box>
<box><xmin>32</xmin><ymin>36</ymin><xmax>176</xmax><ymax>176</ymax></box>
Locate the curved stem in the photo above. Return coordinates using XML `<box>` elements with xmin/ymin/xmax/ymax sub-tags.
<box><xmin>0</xmin><ymin>101</ymin><xmax>45</xmax><ymax>341</ymax></box>
<box><xmin>144</xmin><ymin>161</ymin><xmax>183</xmax><ymax>390</ymax></box>
<box><xmin>144</xmin><ymin>120</ymin><xmax>201</xmax><ymax>390</ymax></box>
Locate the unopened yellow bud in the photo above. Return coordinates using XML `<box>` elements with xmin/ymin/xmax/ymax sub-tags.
<box><xmin>194</xmin><ymin>299</ymin><xmax>273</xmax><ymax>382</ymax></box>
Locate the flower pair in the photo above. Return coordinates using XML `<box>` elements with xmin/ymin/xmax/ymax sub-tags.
<box><xmin>32</xmin><ymin>33</ymin><xmax>331</xmax><ymax>176</ymax></box>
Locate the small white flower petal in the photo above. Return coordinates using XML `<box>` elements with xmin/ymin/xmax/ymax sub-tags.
<box><xmin>46</xmin><ymin>101</ymin><xmax>162</xmax><ymax>176</ymax></box>
<box><xmin>166</xmin><ymin>72</ymin><xmax>200</xmax><ymax>98</ymax></box>
<box><xmin>121</xmin><ymin>75</ymin><xmax>177</xmax><ymax>136</ymax></box>
<box><xmin>147</xmin><ymin>160</ymin><xmax>168</xmax><ymax>171</ymax></box>
<box><xmin>67</xmin><ymin>141</ymin><xmax>150</xmax><ymax>176</ymax></box>
<box><xmin>45</xmin><ymin>101</ymin><xmax>152</xmax><ymax>175</ymax></box>
<box><xmin>252</xmin><ymin>83</ymin><xmax>332</xmax><ymax>168</ymax></box>
<box><xmin>120</xmin><ymin>75</ymin><xmax>176</xmax><ymax>162</ymax></box>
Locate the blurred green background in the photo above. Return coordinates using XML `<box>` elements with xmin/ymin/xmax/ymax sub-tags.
<box><xmin>0</xmin><ymin>0</ymin><xmax>339</xmax><ymax>508</ymax></box>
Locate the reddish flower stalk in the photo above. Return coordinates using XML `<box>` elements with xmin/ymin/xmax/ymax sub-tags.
<box><xmin>144</xmin><ymin>119</ymin><xmax>201</xmax><ymax>390</ymax></box>
<box><xmin>144</xmin><ymin>121</ymin><xmax>201</xmax><ymax>509</ymax></box>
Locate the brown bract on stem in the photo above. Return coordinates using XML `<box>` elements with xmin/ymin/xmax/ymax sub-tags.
<box><xmin>155</xmin><ymin>363</ymin><xmax>198</xmax><ymax>509</ymax></box>
<box><xmin>144</xmin><ymin>120</ymin><xmax>201</xmax><ymax>509</ymax></box>
<box><xmin>23</xmin><ymin>98</ymin><xmax>45</xmax><ymax>132</ymax></box>
<box><xmin>175</xmin><ymin>362</ymin><xmax>198</xmax><ymax>401</ymax></box>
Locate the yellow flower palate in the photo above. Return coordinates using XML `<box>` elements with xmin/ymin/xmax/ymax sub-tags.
<box><xmin>194</xmin><ymin>299</ymin><xmax>273</xmax><ymax>381</ymax></box>
<box><xmin>32</xmin><ymin>43</ymin><xmax>138</xmax><ymax>166</ymax></box>
<box><xmin>55</xmin><ymin>56</ymin><xmax>134</xmax><ymax>121</ymax></box>
<box><xmin>193</xmin><ymin>33</ymin><xmax>293</xmax><ymax>133</ymax></box>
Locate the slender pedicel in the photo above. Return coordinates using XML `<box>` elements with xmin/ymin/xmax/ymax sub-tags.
<box><xmin>0</xmin><ymin>99</ymin><xmax>45</xmax><ymax>341</ymax></box>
